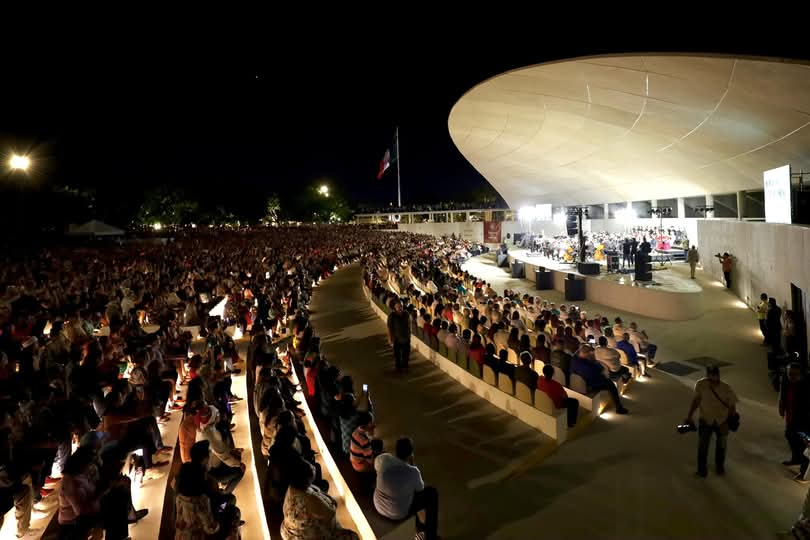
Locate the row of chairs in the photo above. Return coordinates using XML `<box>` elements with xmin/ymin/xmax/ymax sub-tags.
<box><xmin>406</xmin><ymin>311</ymin><xmax>566</xmax><ymax>417</ymax></box>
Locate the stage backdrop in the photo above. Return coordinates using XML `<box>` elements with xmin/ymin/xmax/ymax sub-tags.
<box><xmin>484</xmin><ymin>221</ymin><xmax>502</xmax><ymax>243</ymax></box>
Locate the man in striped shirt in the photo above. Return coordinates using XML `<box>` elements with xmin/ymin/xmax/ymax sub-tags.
<box><xmin>350</xmin><ymin>411</ymin><xmax>376</xmax><ymax>473</ymax></box>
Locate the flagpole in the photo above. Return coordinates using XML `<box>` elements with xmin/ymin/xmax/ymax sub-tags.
<box><xmin>395</xmin><ymin>126</ymin><xmax>402</xmax><ymax>207</ymax></box>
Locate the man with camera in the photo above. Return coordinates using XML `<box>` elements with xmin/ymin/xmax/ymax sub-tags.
<box><xmin>683</xmin><ymin>365</ymin><xmax>739</xmax><ymax>477</ymax></box>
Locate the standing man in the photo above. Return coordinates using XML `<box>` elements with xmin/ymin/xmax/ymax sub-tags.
<box><xmin>684</xmin><ymin>365</ymin><xmax>738</xmax><ymax>477</ymax></box>
<box><xmin>630</xmin><ymin>237</ymin><xmax>638</xmax><ymax>265</ymax></box>
<box><xmin>757</xmin><ymin>293</ymin><xmax>770</xmax><ymax>345</ymax></box>
<box><xmin>387</xmin><ymin>300</ymin><xmax>411</xmax><ymax>372</ymax></box>
<box><xmin>622</xmin><ymin>238</ymin><xmax>631</xmax><ymax>269</ymax></box>
<box><xmin>779</xmin><ymin>363</ymin><xmax>810</xmax><ymax>482</ymax></box>
<box><xmin>687</xmin><ymin>246</ymin><xmax>700</xmax><ymax>279</ymax></box>
<box><xmin>715</xmin><ymin>252</ymin><xmax>733</xmax><ymax>288</ymax></box>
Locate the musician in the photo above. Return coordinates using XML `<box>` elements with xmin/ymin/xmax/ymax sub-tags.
<box><xmin>622</xmin><ymin>238</ymin><xmax>631</xmax><ymax>268</ymax></box>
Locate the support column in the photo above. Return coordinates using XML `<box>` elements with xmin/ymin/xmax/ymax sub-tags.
<box><xmin>705</xmin><ymin>194</ymin><xmax>714</xmax><ymax>219</ymax></box>
<box><xmin>677</xmin><ymin>197</ymin><xmax>686</xmax><ymax>218</ymax></box>
<box><xmin>737</xmin><ymin>191</ymin><xmax>745</xmax><ymax>220</ymax></box>
<box><xmin>449</xmin><ymin>212</ymin><xmax>454</xmax><ymax>223</ymax></box>
<box><xmin>466</xmin><ymin>212</ymin><xmax>471</xmax><ymax>222</ymax></box>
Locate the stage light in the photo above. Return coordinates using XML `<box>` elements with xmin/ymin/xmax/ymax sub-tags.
<box><xmin>518</xmin><ymin>205</ymin><xmax>536</xmax><ymax>222</ymax></box>
<box><xmin>615</xmin><ymin>209</ymin><xmax>637</xmax><ymax>223</ymax></box>
<box><xmin>318</xmin><ymin>185</ymin><xmax>330</xmax><ymax>197</ymax></box>
<box><xmin>152</xmin><ymin>222</ymin><xmax>162</xmax><ymax>231</ymax></box>
<box><xmin>9</xmin><ymin>154</ymin><xmax>30</xmax><ymax>171</ymax></box>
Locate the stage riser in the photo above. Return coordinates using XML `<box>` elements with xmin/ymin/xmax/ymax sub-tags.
<box><xmin>507</xmin><ymin>253</ymin><xmax>704</xmax><ymax>321</ymax></box>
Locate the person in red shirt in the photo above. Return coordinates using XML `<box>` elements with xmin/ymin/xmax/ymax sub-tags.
<box><xmin>537</xmin><ymin>364</ymin><xmax>579</xmax><ymax>427</ymax></box>
<box><xmin>467</xmin><ymin>334</ymin><xmax>486</xmax><ymax>375</ymax></box>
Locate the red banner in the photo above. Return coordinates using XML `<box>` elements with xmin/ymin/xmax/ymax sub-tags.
<box><xmin>483</xmin><ymin>221</ymin><xmax>501</xmax><ymax>243</ymax></box>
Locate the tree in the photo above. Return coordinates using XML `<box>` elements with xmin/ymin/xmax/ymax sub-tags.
<box><xmin>263</xmin><ymin>194</ymin><xmax>281</xmax><ymax>225</ymax></box>
<box><xmin>135</xmin><ymin>186</ymin><xmax>200</xmax><ymax>227</ymax></box>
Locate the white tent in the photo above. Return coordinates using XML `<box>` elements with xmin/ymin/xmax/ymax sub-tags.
<box><xmin>68</xmin><ymin>220</ymin><xmax>125</xmax><ymax>236</ymax></box>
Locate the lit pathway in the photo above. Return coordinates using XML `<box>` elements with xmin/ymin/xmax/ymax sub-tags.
<box><xmin>309</xmin><ymin>261</ymin><xmax>804</xmax><ymax>539</ymax></box>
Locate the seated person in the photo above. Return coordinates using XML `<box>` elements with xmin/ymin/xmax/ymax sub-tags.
<box><xmin>467</xmin><ymin>334</ymin><xmax>486</xmax><ymax>368</ymax></box>
<box><xmin>350</xmin><ymin>411</ymin><xmax>381</xmax><ymax>473</ymax></box>
<box><xmin>444</xmin><ymin>324</ymin><xmax>460</xmax><ymax>351</ymax></box>
<box><xmin>616</xmin><ymin>332</ymin><xmax>648</xmax><ymax>377</ymax></box>
<box><xmin>195</xmin><ymin>406</ymin><xmax>245</xmax><ymax>494</ymax></box>
<box><xmin>628</xmin><ymin>322</ymin><xmax>657</xmax><ymax>361</ymax></box>
<box><xmin>281</xmin><ymin>457</ymin><xmax>359</xmax><ymax>540</ymax></box>
<box><xmin>570</xmin><ymin>345</ymin><xmax>629</xmax><ymax>414</ymax></box>
<box><xmin>374</xmin><ymin>438</ymin><xmax>439</xmax><ymax>540</ymax></box>
<box><xmin>188</xmin><ymin>440</ymin><xmax>242</xmax><ymax>525</ymax></box>
<box><xmin>514</xmin><ymin>351</ymin><xmax>539</xmax><ymax>390</ymax></box>
<box><xmin>175</xmin><ymin>459</ymin><xmax>221</xmax><ymax>539</ymax></box>
<box><xmin>537</xmin><ymin>364</ymin><xmax>579</xmax><ymax>427</ymax></box>
<box><xmin>497</xmin><ymin>349</ymin><xmax>516</xmax><ymax>379</ymax></box>
<box><xmin>594</xmin><ymin>337</ymin><xmax>632</xmax><ymax>383</ymax></box>
<box><xmin>482</xmin><ymin>344</ymin><xmax>499</xmax><ymax>372</ymax></box>
<box><xmin>531</xmin><ymin>335</ymin><xmax>550</xmax><ymax>364</ymax></box>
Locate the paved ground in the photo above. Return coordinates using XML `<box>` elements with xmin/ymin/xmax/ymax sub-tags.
<box><xmin>310</xmin><ymin>262</ymin><xmax>806</xmax><ymax>540</ymax></box>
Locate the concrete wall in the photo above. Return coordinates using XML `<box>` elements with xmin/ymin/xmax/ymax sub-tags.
<box><xmin>697</xmin><ymin>220</ymin><xmax>810</xmax><ymax>349</ymax></box>
<box><xmin>398</xmin><ymin>222</ymin><xmax>484</xmax><ymax>242</ymax></box>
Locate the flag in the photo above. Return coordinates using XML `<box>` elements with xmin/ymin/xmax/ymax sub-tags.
<box><xmin>377</xmin><ymin>129</ymin><xmax>399</xmax><ymax>179</ymax></box>
<box><xmin>377</xmin><ymin>149</ymin><xmax>390</xmax><ymax>179</ymax></box>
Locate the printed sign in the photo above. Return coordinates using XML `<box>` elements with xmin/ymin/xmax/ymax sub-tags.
<box><xmin>484</xmin><ymin>221</ymin><xmax>502</xmax><ymax>243</ymax></box>
<box><xmin>764</xmin><ymin>165</ymin><xmax>791</xmax><ymax>224</ymax></box>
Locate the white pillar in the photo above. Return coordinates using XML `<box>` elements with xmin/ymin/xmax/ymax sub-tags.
<box><xmin>736</xmin><ymin>191</ymin><xmax>744</xmax><ymax>220</ymax></box>
<box><xmin>677</xmin><ymin>197</ymin><xmax>686</xmax><ymax>218</ymax></box>
<box><xmin>449</xmin><ymin>212</ymin><xmax>454</xmax><ymax>223</ymax></box>
<box><xmin>705</xmin><ymin>194</ymin><xmax>714</xmax><ymax>219</ymax></box>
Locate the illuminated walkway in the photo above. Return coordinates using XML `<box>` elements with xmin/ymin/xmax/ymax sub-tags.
<box><xmin>311</xmin><ymin>262</ymin><xmax>804</xmax><ymax>539</ymax></box>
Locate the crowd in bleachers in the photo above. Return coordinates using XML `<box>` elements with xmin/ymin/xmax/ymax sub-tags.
<box><xmin>364</xmin><ymin>235</ymin><xmax>662</xmax><ymax>421</ymax></box>
<box><xmin>0</xmin><ymin>228</ymin><xmax>449</xmax><ymax>540</ymax></box>
<box><xmin>355</xmin><ymin>201</ymin><xmax>506</xmax><ymax>215</ymax></box>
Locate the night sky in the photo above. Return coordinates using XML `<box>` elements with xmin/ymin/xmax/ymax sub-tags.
<box><xmin>4</xmin><ymin>20</ymin><xmax>810</xmax><ymax>217</ymax></box>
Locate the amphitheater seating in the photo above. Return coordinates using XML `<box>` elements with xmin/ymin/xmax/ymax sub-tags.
<box><xmin>482</xmin><ymin>364</ymin><xmax>497</xmax><ymax>386</ymax></box>
<box><xmin>534</xmin><ymin>389</ymin><xmax>559</xmax><ymax>416</ymax></box>
<box><xmin>439</xmin><ymin>342</ymin><xmax>448</xmax><ymax>357</ymax></box>
<box><xmin>515</xmin><ymin>381</ymin><xmax>534</xmax><ymax>405</ymax></box>
<box><xmin>498</xmin><ymin>373</ymin><xmax>515</xmax><ymax>395</ymax></box>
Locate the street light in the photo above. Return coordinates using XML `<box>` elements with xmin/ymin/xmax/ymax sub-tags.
<box><xmin>318</xmin><ymin>185</ymin><xmax>329</xmax><ymax>197</ymax></box>
<box><xmin>9</xmin><ymin>154</ymin><xmax>31</xmax><ymax>171</ymax></box>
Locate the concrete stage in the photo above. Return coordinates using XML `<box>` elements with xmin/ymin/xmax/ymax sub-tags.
<box><xmin>507</xmin><ymin>249</ymin><xmax>704</xmax><ymax>320</ymax></box>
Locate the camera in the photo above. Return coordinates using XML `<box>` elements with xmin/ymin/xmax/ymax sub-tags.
<box><xmin>676</xmin><ymin>422</ymin><xmax>697</xmax><ymax>434</ymax></box>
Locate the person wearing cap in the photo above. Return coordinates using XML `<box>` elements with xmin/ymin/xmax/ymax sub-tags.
<box><xmin>684</xmin><ymin>365</ymin><xmax>739</xmax><ymax>477</ymax></box>
<box><xmin>196</xmin><ymin>405</ymin><xmax>245</xmax><ymax>494</ymax></box>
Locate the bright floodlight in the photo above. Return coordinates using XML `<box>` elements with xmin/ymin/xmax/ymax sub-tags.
<box><xmin>517</xmin><ymin>205</ymin><xmax>536</xmax><ymax>222</ymax></box>
<box><xmin>318</xmin><ymin>185</ymin><xmax>329</xmax><ymax>197</ymax></box>
<box><xmin>615</xmin><ymin>208</ymin><xmax>637</xmax><ymax>223</ymax></box>
<box><xmin>553</xmin><ymin>211</ymin><xmax>567</xmax><ymax>225</ymax></box>
<box><xmin>9</xmin><ymin>154</ymin><xmax>30</xmax><ymax>171</ymax></box>
<box><xmin>152</xmin><ymin>222</ymin><xmax>163</xmax><ymax>231</ymax></box>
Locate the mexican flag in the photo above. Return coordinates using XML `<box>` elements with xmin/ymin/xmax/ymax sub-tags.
<box><xmin>377</xmin><ymin>129</ymin><xmax>399</xmax><ymax>179</ymax></box>
<box><xmin>377</xmin><ymin>149</ymin><xmax>391</xmax><ymax>179</ymax></box>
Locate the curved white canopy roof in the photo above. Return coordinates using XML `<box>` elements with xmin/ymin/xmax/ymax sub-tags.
<box><xmin>448</xmin><ymin>55</ymin><xmax>810</xmax><ymax>208</ymax></box>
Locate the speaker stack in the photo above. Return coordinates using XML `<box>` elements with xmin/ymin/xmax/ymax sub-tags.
<box><xmin>634</xmin><ymin>252</ymin><xmax>653</xmax><ymax>282</ymax></box>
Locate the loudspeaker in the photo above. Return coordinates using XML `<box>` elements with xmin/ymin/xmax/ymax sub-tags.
<box><xmin>565</xmin><ymin>276</ymin><xmax>585</xmax><ymax>301</ymax></box>
<box><xmin>577</xmin><ymin>262</ymin><xmax>600</xmax><ymax>275</ymax></box>
<box><xmin>511</xmin><ymin>262</ymin><xmax>525</xmax><ymax>278</ymax></box>
<box><xmin>566</xmin><ymin>215</ymin><xmax>578</xmax><ymax>237</ymax></box>
<box><xmin>634</xmin><ymin>253</ymin><xmax>652</xmax><ymax>282</ymax></box>
<box><xmin>535</xmin><ymin>269</ymin><xmax>553</xmax><ymax>290</ymax></box>
<box><xmin>496</xmin><ymin>253</ymin><xmax>509</xmax><ymax>267</ymax></box>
